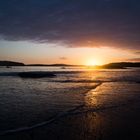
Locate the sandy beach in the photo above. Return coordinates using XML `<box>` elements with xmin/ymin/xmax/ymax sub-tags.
<box><xmin>1</xmin><ymin>80</ymin><xmax>140</xmax><ymax>140</ymax></box>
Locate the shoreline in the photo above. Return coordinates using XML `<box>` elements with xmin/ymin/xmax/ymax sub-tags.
<box><xmin>0</xmin><ymin>83</ymin><xmax>102</xmax><ymax>136</ymax></box>
<box><xmin>1</xmin><ymin>82</ymin><xmax>140</xmax><ymax>140</ymax></box>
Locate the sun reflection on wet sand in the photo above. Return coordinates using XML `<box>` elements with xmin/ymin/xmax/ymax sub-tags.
<box><xmin>85</xmin><ymin>82</ymin><xmax>140</xmax><ymax>109</ymax></box>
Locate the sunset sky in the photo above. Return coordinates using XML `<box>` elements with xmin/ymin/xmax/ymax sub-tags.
<box><xmin>0</xmin><ymin>0</ymin><xmax>140</xmax><ymax>65</ymax></box>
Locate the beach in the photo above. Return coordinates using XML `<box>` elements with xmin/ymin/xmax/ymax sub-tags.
<box><xmin>0</xmin><ymin>67</ymin><xmax>140</xmax><ymax>140</ymax></box>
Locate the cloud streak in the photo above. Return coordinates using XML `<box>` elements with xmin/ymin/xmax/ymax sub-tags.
<box><xmin>135</xmin><ymin>51</ymin><xmax>140</xmax><ymax>54</ymax></box>
<box><xmin>126</xmin><ymin>58</ymin><xmax>140</xmax><ymax>62</ymax></box>
<box><xmin>0</xmin><ymin>0</ymin><xmax>140</xmax><ymax>49</ymax></box>
<box><xmin>59</xmin><ymin>57</ymin><xmax>67</xmax><ymax>60</ymax></box>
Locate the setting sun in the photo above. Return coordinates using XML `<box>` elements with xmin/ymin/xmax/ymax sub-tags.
<box><xmin>86</xmin><ymin>59</ymin><xmax>102</xmax><ymax>66</ymax></box>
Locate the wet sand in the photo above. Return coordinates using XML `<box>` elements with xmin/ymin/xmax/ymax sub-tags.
<box><xmin>1</xmin><ymin>82</ymin><xmax>140</xmax><ymax>140</ymax></box>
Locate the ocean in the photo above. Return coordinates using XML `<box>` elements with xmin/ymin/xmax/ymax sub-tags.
<box><xmin>0</xmin><ymin>66</ymin><xmax>140</xmax><ymax>139</ymax></box>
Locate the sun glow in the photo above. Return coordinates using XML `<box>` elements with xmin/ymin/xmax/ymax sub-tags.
<box><xmin>86</xmin><ymin>59</ymin><xmax>101</xmax><ymax>66</ymax></box>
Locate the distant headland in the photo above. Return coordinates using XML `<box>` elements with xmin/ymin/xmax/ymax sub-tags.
<box><xmin>0</xmin><ymin>61</ymin><xmax>25</xmax><ymax>66</ymax></box>
<box><xmin>99</xmin><ymin>62</ymin><xmax>140</xmax><ymax>69</ymax></box>
<box><xmin>0</xmin><ymin>61</ymin><xmax>140</xmax><ymax>69</ymax></box>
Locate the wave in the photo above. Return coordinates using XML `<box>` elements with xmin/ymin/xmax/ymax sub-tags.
<box><xmin>0</xmin><ymin>71</ymin><xmax>139</xmax><ymax>83</ymax></box>
<box><xmin>52</xmin><ymin>78</ymin><xmax>140</xmax><ymax>84</ymax></box>
<box><xmin>53</xmin><ymin>80</ymin><xmax>103</xmax><ymax>83</ymax></box>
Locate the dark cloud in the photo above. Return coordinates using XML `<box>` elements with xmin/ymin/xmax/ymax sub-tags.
<box><xmin>0</xmin><ymin>0</ymin><xmax>140</xmax><ymax>49</ymax></box>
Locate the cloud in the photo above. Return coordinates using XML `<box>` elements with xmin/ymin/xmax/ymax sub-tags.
<box><xmin>0</xmin><ymin>0</ymin><xmax>140</xmax><ymax>49</ymax></box>
<box><xmin>135</xmin><ymin>51</ymin><xmax>140</xmax><ymax>54</ymax></box>
<box><xmin>126</xmin><ymin>58</ymin><xmax>140</xmax><ymax>62</ymax></box>
<box><xmin>59</xmin><ymin>57</ymin><xmax>67</xmax><ymax>60</ymax></box>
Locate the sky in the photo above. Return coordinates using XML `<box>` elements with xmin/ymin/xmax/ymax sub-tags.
<box><xmin>0</xmin><ymin>0</ymin><xmax>140</xmax><ymax>65</ymax></box>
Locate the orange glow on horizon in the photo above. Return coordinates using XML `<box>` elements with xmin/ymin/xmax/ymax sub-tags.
<box><xmin>0</xmin><ymin>40</ymin><xmax>137</xmax><ymax>65</ymax></box>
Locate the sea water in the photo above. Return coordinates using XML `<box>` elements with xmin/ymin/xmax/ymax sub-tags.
<box><xmin>0</xmin><ymin>66</ymin><xmax>140</xmax><ymax>135</ymax></box>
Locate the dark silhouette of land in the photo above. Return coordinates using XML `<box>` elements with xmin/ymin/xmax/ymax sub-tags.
<box><xmin>0</xmin><ymin>61</ymin><xmax>140</xmax><ymax>69</ymax></box>
<box><xmin>0</xmin><ymin>61</ymin><xmax>24</xmax><ymax>66</ymax></box>
<box><xmin>100</xmin><ymin>62</ymin><xmax>140</xmax><ymax>69</ymax></box>
<box><xmin>27</xmin><ymin>64</ymin><xmax>76</xmax><ymax>67</ymax></box>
